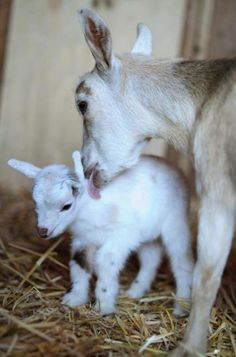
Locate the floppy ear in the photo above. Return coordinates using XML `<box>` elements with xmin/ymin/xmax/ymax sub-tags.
<box><xmin>131</xmin><ymin>23</ymin><xmax>152</xmax><ymax>56</ymax></box>
<box><xmin>79</xmin><ymin>8</ymin><xmax>114</xmax><ymax>72</ymax></box>
<box><xmin>72</xmin><ymin>151</ymin><xmax>85</xmax><ymax>183</ymax></box>
<box><xmin>8</xmin><ymin>159</ymin><xmax>41</xmax><ymax>179</ymax></box>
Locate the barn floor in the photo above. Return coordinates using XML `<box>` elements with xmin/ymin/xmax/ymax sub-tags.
<box><xmin>0</xmin><ymin>188</ymin><xmax>235</xmax><ymax>356</ymax></box>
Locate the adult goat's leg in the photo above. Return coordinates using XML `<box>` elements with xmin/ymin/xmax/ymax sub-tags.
<box><xmin>170</xmin><ymin>197</ymin><xmax>235</xmax><ymax>356</ymax></box>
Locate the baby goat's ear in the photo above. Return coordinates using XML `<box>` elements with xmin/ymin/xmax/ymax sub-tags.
<box><xmin>8</xmin><ymin>159</ymin><xmax>41</xmax><ymax>179</ymax></box>
<box><xmin>72</xmin><ymin>151</ymin><xmax>85</xmax><ymax>183</ymax></box>
<box><xmin>131</xmin><ymin>23</ymin><xmax>152</xmax><ymax>56</ymax></box>
<box><xmin>79</xmin><ymin>8</ymin><xmax>114</xmax><ymax>73</ymax></box>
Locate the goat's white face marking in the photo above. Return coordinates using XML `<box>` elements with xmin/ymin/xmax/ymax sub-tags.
<box><xmin>8</xmin><ymin>153</ymin><xmax>84</xmax><ymax>239</ymax></box>
<box><xmin>33</xmin><ymin>168</ymin><xmax>79</xmax><ymax>238</ymax></box>
<box><xmin>77</xmin><ymin>9</ymin><xmax>153</xmax><ymax>186</ymax></box>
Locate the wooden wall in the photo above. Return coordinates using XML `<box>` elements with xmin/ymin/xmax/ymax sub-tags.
<box><xmin>0</xmin><ymin>0</ymin><xmax>12</xmax><ymax>98</ymax></box>
<box><xmin>0</xmin><ymin>0</ymin><xmax>186</xmax><ymax>190</ymax></box>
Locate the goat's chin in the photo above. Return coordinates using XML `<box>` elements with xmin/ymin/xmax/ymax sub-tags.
<box><xmin>95</xmin><ymin>167</ymin><xmax>129</xmax><ymax>188</ymax></box>
<box><xmin>44</xmin><ymin>232</ymin><xmax>58</xmax><ymax>240</ymax></box>
<box><xmin>44</xmin><ymin>235</ymin><xmax>57</xmax><ymax>240</ymax></box>
<box><xmin>84</xmin><ymin>163</ymin><xmax>130</xmax><ymax>189</ymax></box>
<box><xmin>48</xmin><ymin>227</ymin><xmax>66</xmax><ymax>240</ymax></box>
<box><xmin>92</xmin><ymin>169</ymin><xmax>109</xmax><ymax>189</ymax></box>
<box><xmin>94</xmin><ymin>156</ymin><xmax>141</xmax><ymax>188</ymax></box>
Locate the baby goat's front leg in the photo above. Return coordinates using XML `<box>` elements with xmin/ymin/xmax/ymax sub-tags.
<box><xmin>94</xmin><ymin>236</ymin><xmax>135</xmax><ymax>315</ymax></box>
<box><xmin>62</xmin><ymin>240</ymin><xmax>91</xmax><ymax>308</ymax></box>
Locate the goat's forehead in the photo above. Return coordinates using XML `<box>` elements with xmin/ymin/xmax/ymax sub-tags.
<box><xmin>75</xmin><ymin>79</ymin><xmax>92</xmax><ymax>97</ymax></box>
<box><xmin>33</xmin><ymin>166</ymin><xmax>74</xmax><ymax>204</ymax></box>
<box><xmin>34</xmin><ymin>181</ymin><xmax>72</xmax><ymax>207</ymax></box>
<box><xmin>48</xmin><ymin>186</ymin><xmax>72</xmax><ymax>206</ymax></box>
<box><xmin>37</xmin><ymin>166</ymin><xmax>69</xmax><ymax>182</ymax></box>
<box><xmin>74</xmin><ymin>72</ymin><xmax>106</xmax><ymax>97</ymax></box>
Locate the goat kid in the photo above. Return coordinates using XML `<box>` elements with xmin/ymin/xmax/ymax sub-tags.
<box><xmin>8</xmin><ymin>152</ymin><xmax>193</xmax><ymax>316</ymax></box>
<box><xmin>75</xmin><ymin>9</ymin><xmax>236</xmax><ymax>356</ymax></box>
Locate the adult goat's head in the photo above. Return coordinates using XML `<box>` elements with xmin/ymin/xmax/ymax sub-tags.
<box><xmin>76</xmin><ymin>9</ymin><xmax>153</xmax><ymax>187</ymax></box>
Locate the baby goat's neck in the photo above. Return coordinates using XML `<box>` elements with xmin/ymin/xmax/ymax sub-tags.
<box><xmin>69</xmin><ymin>185</ymin><xmax>99</xmax><ymax>230</ymax></box>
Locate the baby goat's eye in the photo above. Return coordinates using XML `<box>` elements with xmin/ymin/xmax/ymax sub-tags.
<box><xmin>77</xmin><ymin>101</ymin><xmax>88</xmax><ymax>115</ymax></box>
<box><xmin>61</xmin><ymin>203</ymin><xmax>72</xmax><ymax>212</ymax></box>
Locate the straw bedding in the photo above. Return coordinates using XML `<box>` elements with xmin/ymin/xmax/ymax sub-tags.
<box><xmin>0</xmin><ymin>188</ymin><xmax>235</xmax><ymax>356</ymax></box>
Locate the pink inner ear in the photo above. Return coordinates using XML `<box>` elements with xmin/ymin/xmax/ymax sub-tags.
<box><xmin>87</xmin><ymin>172</ymin><xmax>101</xmax><ymax>199</ymax></box>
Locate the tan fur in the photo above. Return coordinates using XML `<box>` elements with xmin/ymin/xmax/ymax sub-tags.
<box><xmin>75</xmin><ymin>80</ymin><xmax>92</xmax><ymax>96</ymax></box>
<box><xmin>118</xmin><ymin>54</ymin><xmax>195</xmax><ymax>152</ymax></box>
<box><xmin>173</xmin><ymin>59</ymin><xmax>236</xmax><ymax>104</ymax></box>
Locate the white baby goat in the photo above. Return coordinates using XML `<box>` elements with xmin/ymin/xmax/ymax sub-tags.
<box><xmin>8</xmin><ymin>152</ymin><xmax>193</xmax><ymax>315</ymax></box>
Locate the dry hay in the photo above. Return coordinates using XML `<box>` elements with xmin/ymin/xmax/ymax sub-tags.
<box><xmin>0</xmin><ymin>187</ymin><xmax>235</xmax><ymax>357</ymax></box>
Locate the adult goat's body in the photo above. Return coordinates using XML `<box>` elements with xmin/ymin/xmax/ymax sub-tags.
<box><xmin>75</xmin><ymin>9</ymin><xmax>236</xmax><ymax>356</ymax></box>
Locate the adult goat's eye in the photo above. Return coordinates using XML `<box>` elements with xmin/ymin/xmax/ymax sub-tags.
<box><xmin>61</xmin><ymin>203</ymin><xmax>72</xmax><ymax>212</ymax></box>
<box><xmin>78</xmin><ymin>101</ymin><xmax>88</xmax><ymax>115</ymax></box>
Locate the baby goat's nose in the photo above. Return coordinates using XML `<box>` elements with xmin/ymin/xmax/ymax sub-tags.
<box><xmin>37</xmin><ymin>227</ymin><xmax>48</xmax><ymax>238</ymax></box>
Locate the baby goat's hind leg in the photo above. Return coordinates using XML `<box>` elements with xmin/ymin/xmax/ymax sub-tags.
<box><xmin>162</xmin><ymin>213</ymin><xmax>194</xmax><ymax>316</ymax></box>
<box><xmin>126</xmin><ymin>241</ymin><xmax>163</xmax><ymax>298</ymax></box>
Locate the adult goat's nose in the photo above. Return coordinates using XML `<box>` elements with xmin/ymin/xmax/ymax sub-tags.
<box><xmin>37</xmin><ymin>227</ymin><xmax>48</xmax><ymax>238</ymax></box>
<box><xmin>84</xmin><ymin>167</ymin><xmax>93</xmax><ymax>179</ymax></box>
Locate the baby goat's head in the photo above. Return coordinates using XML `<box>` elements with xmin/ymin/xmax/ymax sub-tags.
<box><xmin>76</xmin><ymin>9</ymin><xmax>152</xmax><ymax>187</ymax></box>
<box><xmin>8</xmin><ymin>152</ymin><xmax>85</xmax><ymax>239</ymax></box>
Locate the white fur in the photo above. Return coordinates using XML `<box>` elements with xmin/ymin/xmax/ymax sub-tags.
<box><xmin>131</xmin><ymin>23</ymin><xmax>152</xmax><ymax>56</ymax></box>
<box><xmin>9</xmin><ymin>152</ymin><xmax>193</xmax><ymax>316</ymax></box>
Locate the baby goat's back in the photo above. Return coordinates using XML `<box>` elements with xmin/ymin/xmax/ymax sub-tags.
<box><xmin>100</xmin><ymin>155</ymin><xmax>189</xmax><ymax>240</ymax></box>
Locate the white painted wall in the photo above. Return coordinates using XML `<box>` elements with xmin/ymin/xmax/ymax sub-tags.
<box><xmin>0</xmin><ymin>0</ymin><xmax>186</xmax><ymax>189</ymax></box>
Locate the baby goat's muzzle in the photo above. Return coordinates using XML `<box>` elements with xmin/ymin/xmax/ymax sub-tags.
<box><xmin>37</xmin><ymin>227</ymin><xmax>49</xmax><ymax>239</ymax></box>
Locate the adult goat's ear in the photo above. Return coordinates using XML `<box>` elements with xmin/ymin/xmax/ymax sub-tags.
<box><xmin>131</xmin><ymin>23</ymin><xmax>152</xmax><ymax>56</ymax></box>
<box><xmin>79</xmin><ymin>8</ymin><xmax>114</xmax><ymax>73</ymax></box>
<box><xmin>8</xmin><ymin>159</ymin><xmax>41</xmax><ymax>179</ymax></box>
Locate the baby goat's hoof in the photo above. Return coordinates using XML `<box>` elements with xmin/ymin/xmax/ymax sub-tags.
<box><xmin>94</xmin><ymin>300</ymin><xmax>116</xmax><ymax>315</ymax></box>
<box><xmin>61</xmin><ymin>291</ymin><xmax>88</xmax><ymax>308</ymax></box>
<box><xmin>173</xmin><ymin>300</ymin><xmax>190</xmax><ymax>317</ymax></box>
<box><xmin>173</xmin><ymin>305</ymin><xmax>188</xmax><ymax>317</ymax></box>
<box><xmin>126</xmin><ymin>287</ymin><xmax>144</xmax><ymax>299</ymax></box>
